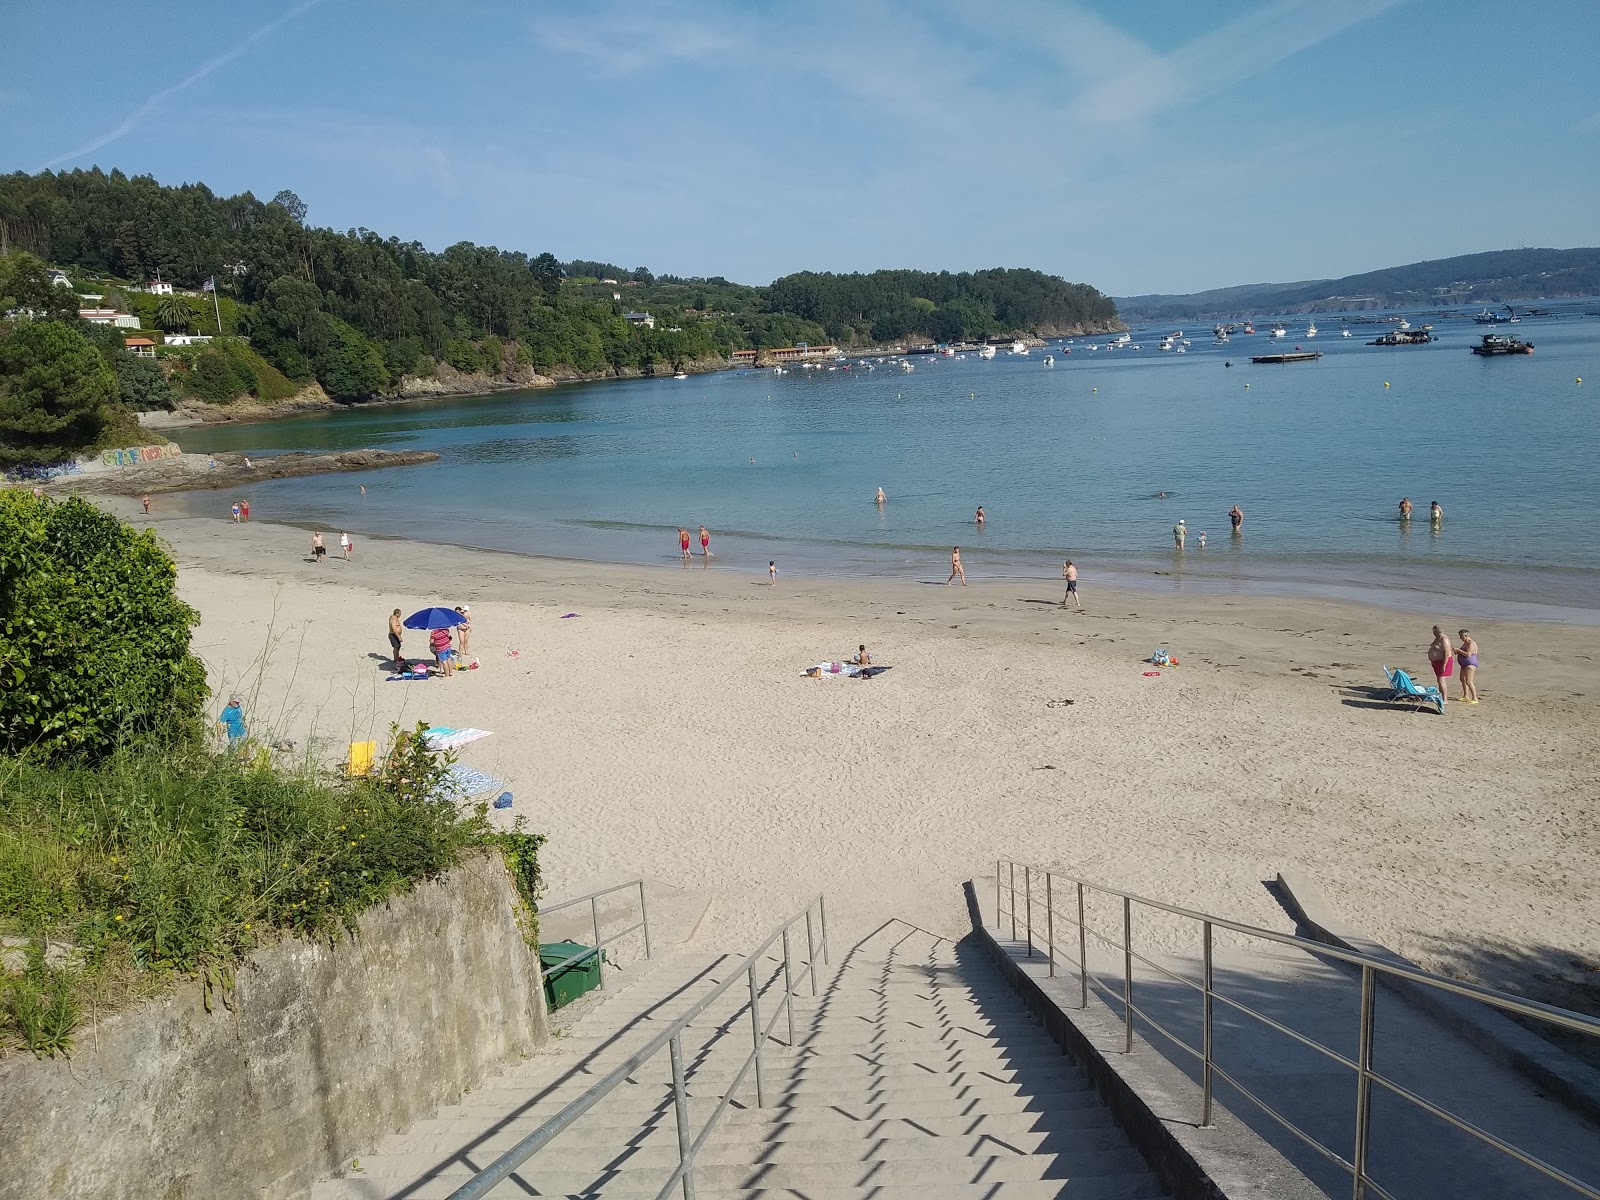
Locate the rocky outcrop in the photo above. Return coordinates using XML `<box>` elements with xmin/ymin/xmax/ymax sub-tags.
<box><xmin>50</xmin><ymin>449</ymin><xmax>440</xmax><ymax>497</ymax></box>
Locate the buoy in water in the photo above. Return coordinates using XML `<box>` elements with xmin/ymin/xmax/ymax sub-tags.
<box><xmin>1384</xmin><ymin>382</ymin><xmax>1390</xmax><ymax>388</ymax></box>
<box><xmin>1224</xmin><ymin>361</ymin><xmax>1232</xmax><ymax>368</ymax></box>
<box><xmin>1092</xmin><ymin>387</ymin><xmax>1097</xmax><ymax>393</ymax></box>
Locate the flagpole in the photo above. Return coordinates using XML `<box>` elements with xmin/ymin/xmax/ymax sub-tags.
<box><xmin>209</xmin><ymin>276</ymin><xmax>222</xmax><ymax>333</ymax></box>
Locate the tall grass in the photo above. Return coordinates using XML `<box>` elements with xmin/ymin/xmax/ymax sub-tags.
<box><xmin>0</xmin><ymin>724</ymin><xmax>544</xmax><ymax>1057</ymax></box>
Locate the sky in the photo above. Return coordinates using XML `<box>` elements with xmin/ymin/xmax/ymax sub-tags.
<box><xmin>3</xmin><ymin>0</ymin><xmax>1597</xmax><ymax>296</ymax></box>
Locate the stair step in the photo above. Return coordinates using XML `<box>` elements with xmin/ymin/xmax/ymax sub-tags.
<box><xmin>325</xmin><ymin>1144</ymin><xmax>1155</xmax><ymax>1196</ymax></box>
<box><xmin>316</xmin><ymin>1174</ymin><xmax>1166</xmax><ymax>1200</ymax></box>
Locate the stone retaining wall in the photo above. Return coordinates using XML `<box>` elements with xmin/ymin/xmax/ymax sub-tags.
<box><xmin>1</xmin><ymin>852</ymin><xmax>547</xmax><ymax>1200</ymax></box>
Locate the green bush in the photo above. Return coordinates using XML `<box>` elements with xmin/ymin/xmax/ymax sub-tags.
<box><xmin>0</xmin><ymin>724</ymin><xmax>545</xmax><ymax>1057</ymax></box>
<box><xmin>0</xmin><ymin>492</ymin><xmax>207</xmax><ymax>761</ymax></box>
<box><xmin>182</xmin><ymin>344</ymin><xmax>258</xmax><ymax>403</ymax></box>
<box><xmin>0</xmin><ymin>320</ymin><xmax>117</xmax><ymax>467</ymax></box>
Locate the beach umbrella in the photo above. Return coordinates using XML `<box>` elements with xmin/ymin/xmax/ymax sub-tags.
<box><xmin>403</xmin><ymin>607</ymin><xmax>467</xmax><ymax>631</ymax></box>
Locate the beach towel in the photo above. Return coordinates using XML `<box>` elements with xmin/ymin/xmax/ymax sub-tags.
<box><xmin>804</xmin><ymin>662</ymin><xmax>892</xmax><ymax>679</ymax></box>
<box><xmin>428</xmin><ymin>764</ymin><xmax>506</xmax><ymax>803</ymax></box>
<box><xmin>385</xmin><ymin>673</ymin><xmax>430</xmax><ymax>681</ymax></box>
<box><xmin>424</xmin><ymin>727</ymin><xmax>493</xmax><ymax>751</ymax></box>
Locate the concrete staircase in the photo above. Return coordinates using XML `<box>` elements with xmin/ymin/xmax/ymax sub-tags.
<box><xmin>314</xmin><ymin>923</ymin><xmax>1168</xmax><ymax>1198</ymax></box>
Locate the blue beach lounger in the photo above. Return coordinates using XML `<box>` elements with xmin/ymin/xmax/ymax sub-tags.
<box><xmin>1382</xmin><ymin>665</ymin><xmax>1444</xmax><ymax>715</ymax></box>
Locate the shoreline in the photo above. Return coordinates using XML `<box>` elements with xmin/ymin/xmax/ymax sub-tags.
<box><xmin>145</xmin><ymin>499</ymin><xmax>1600</xmax><ymax>1021</ymax></box>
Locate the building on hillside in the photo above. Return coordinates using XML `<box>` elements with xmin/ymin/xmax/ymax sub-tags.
<box><xmin>48</xmin><ymin>269</ymin><xmax>73</xmax><ymax>289</ymax></box>
<box><xmin>729</xmin><ymin>344</ymin><xmax>841</xmax><ymax>366</ymax></box>
<box><xmin>623</xmin><ymin>311</ymin><xmax>656</xmax><ymax>329</ymax></box>
<box><xmin>80</xmin><ymin>308</ymin><xmax>141</xmax><ymax>329</ymax></box>
<box><xmin>123</xmin><ymin>337</ymin><xmax>157</xmax><ymax>358</ymax></box>
<box><xmin>163</xmin><ymin>333</ymin><xmax>214</xmax><ymax>346</ymax></box>
<box><xmin>144</xmin><ymin>280</ymin><xmax>174</xmax><ymax>295</ymax></box>
<box><xmin>600</xmin><ymin>278</ymin><xmax>619</xmax><ymax>285</ymax></box>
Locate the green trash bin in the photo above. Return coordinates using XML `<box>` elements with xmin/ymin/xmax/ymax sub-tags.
<box><xmin>541</xmin><ymin>941</ymin><xmax>606</xmax><ymax>1010</ymax></box>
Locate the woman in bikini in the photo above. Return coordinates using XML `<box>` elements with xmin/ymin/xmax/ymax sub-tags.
<box><xmin>947</xmin><ymin>546</ymin><xmax>966</xmax><ymax>586</ymax></box>
<box><xmin>1456</xmin><ymin>630</ymin><xmax>1480</xmax><ymax>703</ymax></box>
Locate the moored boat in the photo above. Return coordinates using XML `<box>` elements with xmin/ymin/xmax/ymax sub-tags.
<box><xmin>1470</xmin><ymin>334</ymin><xmax>1534</xmax><ymax>356</ymax></box>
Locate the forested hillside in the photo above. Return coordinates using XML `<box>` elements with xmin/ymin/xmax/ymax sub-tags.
<box><xmin>1116</xmin><ymin>247</ymin><xmax>1600</xmax><ymax>322</ymax></box>
<box><xmin>0</xmin><ymin>169</ymin><xmax>1119</xmax><ymax>409</ymax></box>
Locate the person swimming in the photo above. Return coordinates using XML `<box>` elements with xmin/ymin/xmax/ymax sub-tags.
<box><xmin>875</xmin><ymin>487</ymin><xmax>886</xmax><ymax>505</ymax></box>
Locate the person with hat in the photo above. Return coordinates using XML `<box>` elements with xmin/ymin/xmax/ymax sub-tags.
<box><xmin>1173</xmin><ymin>519</ymin><xmax>1187</xmax><ymax>548</ymax></box>
<box><xmin>217</xmin><ymin>694</ymin><xmax>247</xmax><ymax>750</ymax></box>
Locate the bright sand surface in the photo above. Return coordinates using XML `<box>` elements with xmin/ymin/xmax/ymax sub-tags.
<box><xmin>123</xmin><ymin>500</ymin><xmax>1600</xmax><ymax>1006</ymax></box>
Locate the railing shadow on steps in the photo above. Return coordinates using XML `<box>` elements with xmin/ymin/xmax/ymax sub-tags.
<box><xmin>991</xmin><ymin>859</ymin><xmax>1600</xmax><ymax>1200</ymax></box>
<box><xmin>445</xmin><ymin>894</ymin><xmax>832</xmax><ymax>1200</ymax></box>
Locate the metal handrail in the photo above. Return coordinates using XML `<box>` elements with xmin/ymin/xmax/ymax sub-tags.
<box><xmin>449</xmin><ymin>894</ymin><xmax>829</xmax><ymax>1200</ymax></box>
<box><xmin>537</xmin><ymin>878</ymin><xmax>653</xmax><ymax>991</ymax></box>
<box><xmin>995</xmin><ymin>859</ymin><xmax>1600</xmax><ymax>1200</ymax></box>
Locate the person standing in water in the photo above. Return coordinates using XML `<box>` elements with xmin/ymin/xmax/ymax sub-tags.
<box><xmin>699</xmin><ymin>525</ymin><xmax>712</xmax><ymax>560</ymax></box>
<box><xmin>947</xmin><ymin>546</ymin><xmax>966</xmax><ymax>585</ymax></box>
<box><xmin>1428</xmin><ymin>625</ymin><xmax>1454</xmax><ymax>706</ymax></box>
<box><xmin>678</xmin><ymin>528</ymin><xmax>692</xmax><ymax>562</ymax></box>
<box><xmin>1398</xmin><ymin>497</ymin><xmax>1413</xmax><ymax>520</ymax></box>
<box><xmin>1173</xmin><ymin>519</ymin><xmax>1186</xmax><ymax>548</ymax></box>
<box><xmin>1061</xmin><ymin>559</ymin><xmax>1081</xmax><ymax>610</ymax></box>
<box><xmin>1430</xmin><ymin>500</ymin><xmax>1444</xmax><ymax>528</ymax></box>
<box><xmin>875</xmin><ymin>487</ymin><xmax>886</xmax><ymax>506</ymax></box>
<box><xmin>1229</xmin><ymin>505</ymin><xmax>1243</xmax><ymax>534</ymax></box>
<box><xmin>1456</xmin><ymin>629</ymin><xmax>1480</xmax><ymax>703</ymax></box>
<box><xmin>975</xmin><ymin>505</ymin><xmax>985</xmax><ymax>527</ymax></box>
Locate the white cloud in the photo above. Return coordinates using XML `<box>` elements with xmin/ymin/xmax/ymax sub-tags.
<box><xmin>38</xmin><ymin>0</ymin><xmax>324</xmax><ymax>170</ymax></box>
<box><xmin>530</xmin><ymin>2</ymin><xmax>749</xmax><ymax>76</ymax></box>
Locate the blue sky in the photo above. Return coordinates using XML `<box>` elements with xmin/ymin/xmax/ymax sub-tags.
<box><xmin>4</xmin><ymin>0</ymin><xmax>1597</xmax><ymax>295</ymax></box>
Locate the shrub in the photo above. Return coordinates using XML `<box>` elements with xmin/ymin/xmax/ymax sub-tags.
<box><xmin>0</xmin><ymin>320</ymin><xmax>116</xmax><ymax>467</ymax></box>
<box><xmin>182</xmin><ymin>344</ymin><xmax>258</xmax><ymax>403</ymax></box>
<box><xmin>0</xmin><ymin>492</ymin><xmax>207</xmax><ymax>761</ymax></box>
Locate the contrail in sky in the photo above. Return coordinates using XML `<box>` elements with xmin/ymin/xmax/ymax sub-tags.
<box><xmin>38</xmin><ymin>0</ymin><xmax>323</xmax><ymax>170</ymax></box>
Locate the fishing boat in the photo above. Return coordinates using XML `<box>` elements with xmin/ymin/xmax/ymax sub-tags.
<box><xmin>1470</xmin><ymin>334</ymin><xmax>1534</xmax><ymax>356</ymax></box>
<box><xmin>977</xmin><ymin>344</ymin><xmax>996</xmax><ymax>359</ymax></box>
<box><xmin>1474</xmin><ymin>306</ymin><xmax>1519</xmax><ymax>325</ymax></box>
<box><xmin>1242</xmin><ymin>322</ymin><xmax>1256</xmax><ymax>334</ymax></box>
<box><xmin>1043</xmin><ymin>354</ymin><xmax>1054</xmax><ymax>366</ymax></box>
<box><xmin>1342</xmin><ymin>328</ymin><xmax>1352</xmax><ymax>337</ymax></box>
<box><xmin>1305</xmin><ymin>320</ymin><xmax>1318</xmax><ymax>338</ymax></box>
<box><xmin>1368</xmin><ymin>328</ymin><xmax>1435</xmax><ymax>346</ymax></box>
<box><xmin>1270</xmin><ymin>324</ymin><xmax>1287</xmax><ymax>339</ymax></box>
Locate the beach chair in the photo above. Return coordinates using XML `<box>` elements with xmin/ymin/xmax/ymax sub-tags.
<box><xmin>1381</xmin><ymin>666</ymin><xmax>1444</xmax><ymax>715</ymax></box>
<box><xmin>345</xmin><ymin>740</ymin><xmax>378</xmax><ymax>777</ymax></box>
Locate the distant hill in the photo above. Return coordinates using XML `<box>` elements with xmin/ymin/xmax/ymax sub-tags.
<box><xmin>1116</xmin><ymin>248</ymin><xmax>1600</xmax><ymax>323</ymax></box>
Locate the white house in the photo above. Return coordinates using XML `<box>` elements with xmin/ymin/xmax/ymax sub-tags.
<box><xmin>164</xmin><ymin>333</ymin><xmax>213</xmax><ymax>347</ymax></box>
<box><xmin>48</xmin><ymin>269</ymin><xmax>73</xmax><ymax>289</ymax></box>
<box><xmin>144</xmin><ymin>280</ymin><xmax>174</xmax><ymax>296</ymax></box>
<box><xmin>623</xmin><ymin>311</ymin><xmax>655</xmax><ymax>329</ymax></box>
<box><xmin>80</xmin><ymin>308</ymin><xmax>141</xmax><ymax>329</ymax></box>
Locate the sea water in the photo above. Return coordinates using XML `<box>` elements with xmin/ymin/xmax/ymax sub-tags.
<box><xmin>175</xmin><ymin>306</ymin><xmax>1600</xmax><ymax>620</ymax></box>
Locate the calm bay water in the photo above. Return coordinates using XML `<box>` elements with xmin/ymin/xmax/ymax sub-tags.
<box><xmin>176</xmin><ymin>307</ymin><xmax>1600</xmax><ymax>619</ymax></box>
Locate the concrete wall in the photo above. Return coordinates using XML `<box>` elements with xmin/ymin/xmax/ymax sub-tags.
<box><xmin>1</xmin><ymin>852</ymin><xmax>547</xmax><ymax>1200</ymax></box>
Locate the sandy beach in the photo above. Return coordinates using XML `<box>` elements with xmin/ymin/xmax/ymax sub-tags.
<box><xmin>116</xmin><ymin>499</ymin><xmax>1600</xmax><ymax>1012</ymax></box>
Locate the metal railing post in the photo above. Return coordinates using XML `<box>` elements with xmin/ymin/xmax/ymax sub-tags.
<box><xmin>669</xmin><ymin>1032</ymin><xmax>696</xmax><ymax>1200</ymax></box>
<box><xmin>1045</xmin><ymin>873</ymin><xmax>1055</xmax><ymax>978</ymax></box>
<box><xmin>996</xmin><ymin>859</ymin><xmax>1002</xmax><ymax>929</ymax></box>
<box><xmin>1077</xmin><ymin>882</ymin><xmax>1089</xmax><ymax>1010</ymax></box>
<box><xmin>819</xmin><ymin>895</ymin><xmax>830</xmax><ymax>965</ymax></box>
<box><xmin>1024</xmin><ymin>865</ymin><xmax>1033</xmax><ymax>957</ymax></box>
<box><xmin>1201</xmin><ymin>920</ymin><xmax>1214</xmax><ymax>1128</ymax></box>
<box><xmin>1122</xmin><ymin>896</ymin><xmax>1134</xmax><ymax>1053</ymax></box>
<box><xmin>1352</xmin><ymin>965</ymin><xmax>1376</xmax><ymax>1199</ymax></box>
<box><xmin>804</xmin><ymin>910</ymin><xmax>818</xmax><ymax>996</ymax></box>
<box><xmin>748</xmin><ymin>964</ymin><xmax>767</xmax><ymax>1108</ymax></box>
<box><xmin>1009</xmin><ymin>861</ymin><xmax>1017</xmax><ymax>941</ymax></box>
<box><xmin>781</xmin><ymin>928</ymin><xmax>797</xmax><ymax>1047</ymax></box>
<box><xmin>639</xmin><ymin>880</ymin><xmax>653</xmax><ymax>961</ymax></box>
<box><xmin>591</xmin><ymin>896</ymin><xmax>606</xmax><ymax>990</ymax></box>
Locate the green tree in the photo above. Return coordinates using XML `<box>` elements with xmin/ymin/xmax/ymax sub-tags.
<box><xmin>0</xmin><ymin>492</ymin><xmax>207</xmax><ymax>761</ymax></box>
<box><xmin>155</xmin><ymin>293</ymin><xmax>192</xmax><ymax>333</ymax></box>
<box><xmin>0</xmin><ymin>251</ymin><xmax>79</xmax><ymax>322</ymax></box>
<box><xmin>314</xmin><ymin>320</ymin><xmax>386</xmax><ymax>400</ymax></box>
<box><xmin>0</xmin><ymin>321</ymin><xmax>116</xmax><ymax>467</ymax></box>
<box><xmin>112</xmin><ymin>352</ymin><xmax>177</xmax><ymax>411</ymax></box>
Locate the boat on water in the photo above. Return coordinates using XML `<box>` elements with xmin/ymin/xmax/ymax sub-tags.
<box><xmin>1010</xmin><ymin>340</ymin><xmax>1029</xmax><ymax>355</ymax></box>
<box><xmin>1042</xmin><ymin>355</ymin><xmax>1054</xmax><ymax>366</ymax></box>
<box><xmin>1474</xmin><ymin>305</ymin><xmax>1520</xmax><ymax>325</ymax></box>
<box><xmin>1470</xmin><ymin>334</ymin><xmax>1534</xmax><ymax>356</ymax></box>
<box><xmin>1342</xmin><ymin>328</ymin><xmax>1352</xmax><ymax>337</ymax></box>
<box><xmin>899</xmin><ymin>360</ymin><xmax>915</xmax><ymax>371</ymax></box>
<box><xmin>977</xmin><ymin>345</ymin><xmax>996</xmax><ymax>359</ymax></box>
<box><xmin>1270</xmin><ymin>324</ymin><xmax>1287</xmax><ymax>339</ymax></box>
<box><xmin>1251</xmin><ymin>350</ymin><xmax>1323</xmax><ymax>364</ymax></box>
<box><xmin>1158</xmin><ymin>336</ymin><xmax>1175</xmax><ymax>351</ymax></box>
<box><xmin>673</xmin><ymin>372</ymin><xmax>688</xmax><ymax>379</ymax></box>
<box><xmin>1110</xmin><ymin>333</ymin><xmax>1132</xmax><ymax>347</ymax></box>
<box><xmin>1305</xmin><ymin>321</ymin><xmax>1318</xmax><ymax>338</ymax></box>
<box><xmin>1368</xmin><ymin>328</ymin><xmax>1435</xmax><ymax>346</ymax></box>
<box><xmin>1242</xmin><ymin>322</ymin><xmax>1256</xmax><ymax>335</ymax></box>
<box><xmin>1213</xmin><ymin>334</ymin><xmax>1230</xmax><ymax>345</ymax></box>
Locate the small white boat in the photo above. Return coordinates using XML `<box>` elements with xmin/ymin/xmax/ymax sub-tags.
<box><xmin>1305</xmin><ymin>321</ymin><xmax>1318</xmax><ymax>339</ymax></box>
<box><xmin>1111</xmin><ymin>333</ymin><xmax>1132</xmax><ymax>346</ymax></box>
<box><xmin>1158</xmin><ymin>336</ymin><xmax>1174</xmax><ymax>351</ymax></box>
<box><xmin>673</xmin><ymin>372</ymin><xmax>688</xmax><ymax>379</ymax></box>
<box><xmin>1043</xmin><ymin>355</ymin><xmax>1054</xmax><ymax>366</ymax></box>
<box><xmin>1270</xmin><ymin>324</ymin><xmax>1287</xmax><ymax>339</ymax></box>
<box><xmin>1397</xmin><ymin>317</ymin><xmax>1411</xmax><ymax>331</ymax></box>
<box><xmin>900</xmin><ymin>360</ymin><xmax>914</xmax><ymax>372</ymax></box>
<box><xmin>1010</xmin><ymin>340</ymin><xmax>1029</xmax><ymax>354</ymax></box>
<box><xmin>1342</xmin><ymin>329</ymin><xmax>1352</xmax><ymax>337</ymax></box>
<box><xmin>977</xmin><ymin>344</ymin><xmax>997</xmax><ymax>359</ymax></box>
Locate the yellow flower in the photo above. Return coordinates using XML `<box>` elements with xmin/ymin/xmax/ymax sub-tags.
<box><xmin>114</xmin><ymin>914</ymin><xmax>124</xmax><ymax>922</ymax></box>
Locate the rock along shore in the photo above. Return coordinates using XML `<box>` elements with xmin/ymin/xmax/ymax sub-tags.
<box><xmin>46</xmin><ymin>449</ymin><xmax>439</xmax><ymax>497</ymax></box>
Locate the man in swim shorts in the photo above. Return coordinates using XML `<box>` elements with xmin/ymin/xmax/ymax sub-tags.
<box><xmin>430</xmin><ymin>625</ymin><xmax>456</xmax><ymax>677</ymax></box>
<box><xmin>312</xmin><ymin>531</ymin><xmax>326</xmax><ymax>562</ymax></box>
<box><xmin>699</xmin><ymin>525</ymin><xmax>712</xmax><ymax>559</ymax></box>
<box><xmin>1061</xmin><ymin>559</ymin><xmax>1081</xmax><ymax>609</ymax></box>
<box><xmin>388</xmin><ymin>609</ymin><xmax>405</xmax><ymax>670</ymax></box>
<box><xmin>679</xmin><ymin>528</ymin><xmax>692</xmax><ymax>561</ymax></box>
<box><xmin>1428</xmin><ymin>625</ymin><xmax>1454</xmax><ymax>705</ymax></box>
